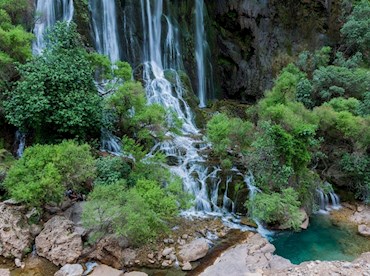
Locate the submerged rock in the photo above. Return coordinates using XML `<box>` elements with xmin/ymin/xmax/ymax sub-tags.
<box><xmin>0</xmin><ymin>203</ymin><xmax>32</xmax><ymax>259</ymax></box>
<box><xmin>54</xmin><ymin>264</ymin><xmax>84</xmax><ymax>276</ymax></box>
<box><xmin>178</xmin><ymin>238</ymin><xmax>209</xmax><ymax>262</ymax></box>
<box><xmin>35</xmin><ymin>216</ymin><xmax>83</xmax><ymax>266</ymax></box>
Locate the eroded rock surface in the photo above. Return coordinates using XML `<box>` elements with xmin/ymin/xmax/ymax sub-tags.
<box><xmin>54</xmin><ymin>264</ymin><xmax>84</xmax><ymax>276</ymax></box>
<box><xmin>0</xmin><ymin>203</ymin><xmax>32</xmax><ymax>259</ymax></box>
<box><xmin>35</xmin><ymin>216</ymin><xmax>82</xmax><ymax>266</ymax></box>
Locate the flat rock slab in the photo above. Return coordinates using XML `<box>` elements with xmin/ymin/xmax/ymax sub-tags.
<box><xmin>89</xmin><ymin>265</ymin><xmax>124</xmax><ymax>276</ymax></box>
<box><xmin>54</xmin><ymin>264</ymin><xmax>84</xmax><ymax>276</ymax></box>
<box><xmin>0</xmin><ymin>269</ymin><xmax>10</xmax><ymax>276</ymax></box>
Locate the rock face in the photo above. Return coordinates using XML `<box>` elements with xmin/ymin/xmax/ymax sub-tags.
<box><xmin>54</xmin><ymin>264</ymin><xmax>84</xmax><ymax>276</ymax></box>
<box><xmin>178</xmin><ymin>238</ymin><xmax>209</xmax><ymax>262</ymax></box>
<box><xmin>35</xmin><ymin>216</ymin><xmax>83</xmax><ymax>266</ymax></box>
<box><xmin>207</xmin><ymin>0</ymin><xmax>344</xmax><ymax>101</ymax></box>
<box><xmin>0</xmin><ymin>203</ymin><xmax>32</xmax><ymax>259</ymax></box>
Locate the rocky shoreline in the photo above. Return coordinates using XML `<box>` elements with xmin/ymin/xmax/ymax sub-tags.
<box><xmin>0</xmin><ymin>200</ymin><xmax>369</xmax><ymax>276</ymax></box>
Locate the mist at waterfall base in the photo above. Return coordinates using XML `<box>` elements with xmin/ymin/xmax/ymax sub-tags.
<box><xmin>272</xmin><ymin>214</ymin><xmax>370</xmax><ymax>264</ymax></box>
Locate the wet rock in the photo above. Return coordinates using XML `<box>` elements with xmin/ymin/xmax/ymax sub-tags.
<box><xmin>0</xmin><ymin>202</ymin><xmax>32</xmax><ymax>259</ymax></box>
<box><xmin>182</xmin><ymin>262</ymin><xmax>192</xmax><ymax>271</ymax></box>
<box><xmin>358</xmin><ymin>224</ymin><xmax>370</xmax><ymax>237</ymax></box>
<box><xmin>35</xmin><ymin>216</ymin><xmax>82</xmax><ymax>266</ymax></box>
<box><xmin>0</xmin><ymin>269</ymin><xmax>10</xmax><ymax>276</ymax></box>
<box><xmin>89</xmin><ymin>264</ymin><xmax>123</xmax><ymax>276</ymax></box>
<box><xmin>54</xmin><ymin>264</ymin><xmax>84</xmax><ymax>276</ymax></box>
<box><xmin>178</xmin><ymin>238</ymin><xmax>209</xmax><ymax>262</ymax></box>
<box><xmin>240</xmin><ymin>217</ymin><xmax>257</xmax><ymax>228</ymax></box>
<box><xmin>181</xmin><ymin>234</ymin><xmax>189</xmax><ymax>240</ymax></box>
<box><xmin>299</xmin><ymin>209</ymin><xmax>309</xmax><ymax>230</ymax></box>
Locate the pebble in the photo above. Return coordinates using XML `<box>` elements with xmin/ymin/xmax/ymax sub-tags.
<box><xmin>182</xmin><ymin>262</ymin><xmax>192</xmax><ymax>271</ymax></box>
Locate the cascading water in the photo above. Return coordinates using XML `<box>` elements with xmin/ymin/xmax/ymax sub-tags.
<box><xmin>316</xmin><ymin>182</ymin><xmax>341</xmax><ymax>213</ymax></box>
<box><xmin>244</xmin><ymin>172</ymin><xmax>273</xmax><ymax>237</ymax></box>
<box><xmin>90</xmin><ymin>0</ymin><xmax>120</xmax><ymax>62</ymax></box>
<box><xmin>15</xmin><ymin>131</ymin><xmax>26</xmax><ymax>158</ymax></box>
<box><xmin>89</xmin><ymin>0</ymin><xmax>123</xmax><ymax>154</ymax></box>
<box><xmin>33</xmin><ymin>0</ymin><xmax>74</xmax><ymax>54</ymax></box>
<box><xmin>195</xmin><ymin>0</ymin><xmax>214</xmax><ymax>108</ymax></box>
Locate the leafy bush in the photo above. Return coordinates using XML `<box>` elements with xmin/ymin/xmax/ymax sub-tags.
<box><xmin>247</xmin><ymin>188</ymin><xmax>302</xmax><ymax>230</ymax></box>
<box><xmin>341</xmin><ymin>0</ymin><xmax>370</xmax><ymax>55</ymax></box>
<box><xmin>4</xmin><ymin>141</ymin><xmax>95</xmax><ymax>208</ymax></box>
<box><xmin>206</xmin><ymin>113</ymin><xmax>253</xmax><ymax>157</ymax></box>
<box><xmin>83</xmin><ymin>176</ymin><xmax>189</xmax><ymax>246</ymax></box>
<box><xmin>4</xmin><ymin>22</ymin><xmax>101</xmax><ymax>141</ymax></box>
<box><xmin>341</xmin><ymin>153</ymin><xmax>370</xmax><ymax>202</ymax></box>
<box><xmin>95</xmin><ymin>156</ymin><xmax>132</xmax><ymax>186</ymax></box>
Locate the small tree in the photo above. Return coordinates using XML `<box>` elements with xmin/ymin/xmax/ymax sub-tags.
<box><xmin>4</xmin><ymin>22</ymin><xmax>101</xmax><ymax>141</ymax></box>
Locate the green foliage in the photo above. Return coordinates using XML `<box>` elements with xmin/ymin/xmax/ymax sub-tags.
<box><xmin>95</xmin><ymin>156</ymin><xmax>132</xmax><ymax>186</ymax></box>
<box><xmin>323</xmin><ymin>97</ymin><xmax>360</xmax><ymax>115</ymax></box>
<box><xmin>341</xmin><ymin>0</ymin><xmax>370</xmax><ymax>55</ymax></box>
<box><xmin>0</xmin><ymin>0</ymin><xmax>33</xmax><ymax>82</ymax></box>
<box><xmin>314</xmin><ymin>105</ymin><xmax>370</xmax><ymax>149</ymax></box>
<box><xmin>83</xmin><ymin>175</ymin><xmax>188</xmax><ymax>246</ymax></box>
<box><xmin>206</xmin><ymin>113</ymin><xmax>253</xmax><ymax>157</ymax></box>
<box><xmin>358</xmin><ymin>92</ymin><xmax>370</xmax><ymax>116</ymax></box>
<box><xmin>4</xmin><ymin>22</ymin><xmax>101</xmax><ymax>141</ymax></box>
<box><xmin>312</xmin><ymin>66</ymin><xmax>369</xmax><ymax>104</ymax></box>
<box><xmin>247</xmin><ymin>188</ymin><xmax>302</xmax><ymax>230</ymax></box>
<box><xmin>4</xmin><ymin>141</ymin><xmax>95</xmax><ymax>208</ymax></box>
<box><xmin>341</xmin><ymin>153</ymin><xmax>370</xmax><ymax>202</ymax></box>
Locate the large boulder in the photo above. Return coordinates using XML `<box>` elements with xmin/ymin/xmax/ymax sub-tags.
<box><xmin>0</xmin><ymin>203</ymin><xmax>32</xmax><ymax>259</ymax></box>
<box><xmin>54</xmin><ymin>264</ymin><xmax>84</xmax><ymax>276</ymax></box>
<box><xmin>358</xmin><ymin>224</ymin><xmax>370</xmax><ymax>237</ymax></box>
<box><xmin>350</xmin><ymin>206</ymin><xmax>370</xmax><ymax>225</ymax></box>
<box><xmin>35</xmin><ymin>216</ymin><xmax>83</xmax><ymax>266</ymax></box>
<box><xmin>178</xmin><ymin>238</ymin><xmax>209</xmax><ymax>262</ymax></box>
<box><xmin>85</xmin><ymin>235</ymin><xmax>132</xmax><ymax>269</ymax></box>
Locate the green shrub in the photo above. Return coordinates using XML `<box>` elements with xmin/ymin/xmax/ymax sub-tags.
<box><xmin>206</xmin><ymin>113</ymin><xmax>253</xmax><ymax>157</ymax></box>
<box><xmin>95</xmin><ymin>156</ymin><xmax>132</xmax><ymax>186</ymax></box>
<box><xmin>4</xmin><ymin>141</ymin><xmax>95</xmax><ymax>208</ymax></box>
<box><xmin>247</xmin><ymin>188</ymin><xmax>302</xmax><ymax>230</ymax></box>
<box><xmin>83</xmin><ymin>176</ymin><xmax>189</xmax><ymax>246</ymax></box>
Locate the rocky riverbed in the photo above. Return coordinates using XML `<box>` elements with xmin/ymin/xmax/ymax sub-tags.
<box><xmin>0</xmin><ymin>199</ymin><xmax>369</xmax><ymax>276</ymax></box>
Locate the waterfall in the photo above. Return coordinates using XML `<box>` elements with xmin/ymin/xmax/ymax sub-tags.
<box><xmin>316</xmin><ymin>182</ymin><xmax>341</xmax><ymax>213</ymax></box>
<box><xmin>244</xmin><ymin>173</ymin><xmax>273</xmax><ymax>237</ymax></box>
<box><xmin>195</xmin><ymin>0</ymin><xmax>214</xmax><ymax>108</ymax></box>
<box><xmin>33</xmin><ymin>0</ymin><xmax>74</xmax><ymax>55</ymax></box>
<box><xmin>89</xmin><ymin>0</ymin><xmax>122</xmax><ymax>154</ymax></box>
<box><xmin>223</xmin><ymin>176</ymin><xmax>235</xmax><ymax>212</ymax></box>
<box><xmin>15</xmin><ymin>131</ymin><xmax>26</xmax><ymax>158</ymax></box>
<box><xmin>90</xmin><ymin>0</ymin><xmax>120</xmax><ymax>62</ymax></box>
